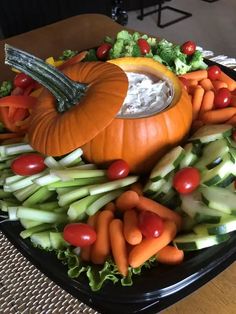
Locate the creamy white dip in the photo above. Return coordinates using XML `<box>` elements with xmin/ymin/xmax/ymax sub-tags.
<box><xmin>117</xmin><ymin>72</ymin><xmax>173</xmax><ymax>118</ymax></box>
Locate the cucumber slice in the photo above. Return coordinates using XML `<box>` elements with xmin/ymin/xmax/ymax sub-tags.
<box><xmin>200</xmin><ymin>154</ymin><xmax>234</xmax><ymax>186</ymax></box>
<box><xmin>200</xmin><ymin>185</ymin><xmax>236</xmax><ymax>215</ymax></box>
<box><xmin>180</xmin><ymin>191</ymin><xmax>225</xmax><ymax>223</ymax></box>
<box><xmin>194</xmin><ymin>138</ymin><xmax>229</xmax><ymax>171</ymax></box>
<box><xmin>189</xmin><ymin>124</ymin><xmax>233</xmax><ymax>144</ymax></box>
<box><xmin>49</xmin><ymin>232</ymin><xmax>69</xmax><ymax>249</ymax></box>
<box><xmin>193</xmin><ymin>215</ymin><xmax>236</xmax><ymax>235</ymax></box>
<box><xmin>150</xmin><ymin>146</ymin><xmax>185</xmax><ymax>181</ymax></box>
<box><xmin>30</xmin><ymin>231</ymin><xmax>51</xmax><ymax>250</ymax></box>
<box><xmin>180</xmin><ymin>143</ymin><xmax>199</xmax><ymax>168</ymax></box>
<box><xmin>173</xmin><ymin>232</ymin><xmax>230</xmax><ymax>251</ymax></box>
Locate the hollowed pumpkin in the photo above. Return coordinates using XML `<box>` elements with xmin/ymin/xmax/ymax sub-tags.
<box><xmin>82</xmin><ymin>57</ymin><xmax>193</xmax><ymax>174</ymax></box>
<box><xmin>5</xmin><ymin>46</ymin><xmax>192</xmax><ymax>174</ymax></box>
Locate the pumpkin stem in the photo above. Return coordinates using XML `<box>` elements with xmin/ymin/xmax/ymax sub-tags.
<box><xmin>4</xmin><ymin>44</ymin><xmax>87</xmax><ymax>113</ymax></box>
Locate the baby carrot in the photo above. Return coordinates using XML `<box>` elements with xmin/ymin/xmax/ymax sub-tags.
<box><xmin>115</xmin><ymin>190</ymin><xmax>140</xmax><ymax>212</ymax></box>
<box><xmin>199</xmin><ymin>78</ymin><xmax>214</xmax><ymax>91</ymax></box>
<box><xmin>123</xmin><ymin>209</ymin><xmax>142</xmax><ymax>245</ymax></box>
<box><xmin>128</xmin><ymin>220</ymin><xmax>177</xmax><ymax>268</ymax></box>
<box><xmin>211</xmin><ymin>80</ymin><xmax>228</xmax><ymax>90</ymax></box>
<box><xmin>109</xmin><ymin>219</ymin><xmax>129</xmax><ymax>277</ymax></box>
<box><xmin>188</xmin><ymin>79</ymin><xmax>198</xmax><ymax>87</ymax></box>
<box><xmin>80</xmin><ymin>212</ymin><xmax>99</xmax><ymax>262</ymax></box>
<box><xmin>192</xmin><ymin>86</ymin><xmax>205</xmax><ymax>120</ymax></box>
<box><xmin>198</xmin><ymin>90</ymin><xmax>215</xmax><ymax>118</ymax></box>
<box><xmin>179</xmin><ymin>69</ymin><xmax>208</xmax><ymax>81</ymax></box>
<box><xmin>201</xmin><ymin>107</ymin><xmax>236</xmax><ymax>124</ymax></box>
<box><xmin>136</xmin><ymin>196</ymin><xmax>182</xmax><ymax>231</ymax></box>
<box><xmin>90</xmin><ymin>209</ymin><xmax>114</xmax><ymax>264</ymax></box>
<box><xmin>103</xmin><ymin>202</ymin><xmax>116</xmax><ymax>212</ymax></box>
<box><xmin>156</xmin><ymin>245</ymin><xmax>184</xmax><ymax>265</ymax></box>
<box><xmin>219</xmin><ymin>71</ymin><xmax>236</xmax><ymax>91</ymax></box>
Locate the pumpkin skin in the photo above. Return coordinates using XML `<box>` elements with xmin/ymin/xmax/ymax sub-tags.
<box><xmin>81</xmin><ymin>57</ymin><xmax>192</xmax><ymax>174</ymax></box>
<box><xmin>28</xmin><ymin>61</ymin><xmax>128</xmax><ymax>156</ymax></box>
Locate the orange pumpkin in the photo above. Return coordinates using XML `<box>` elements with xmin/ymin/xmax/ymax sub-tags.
<box><xmin>81</xmin><ymin>58</ymin><xmax>193</xmax><ymax>173</ymax></box>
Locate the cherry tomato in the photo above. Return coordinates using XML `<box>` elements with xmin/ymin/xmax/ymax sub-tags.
<box><xmin>11</xmin><ymin>87</ymin><xmax>24</xmax><ymax>96</ymax></box>
<box><xmin>107</xmin><ymin>159</ymin><xmax>130</xmax><ymax>180</ymax></box>
<box><xmin>138</xmin><ymin>211</ymin><xmax>164</xmax><ymax>238</ymax></box>
<box><xmin>63</xmin><ymin>223</ymin><xmax>97</xmax><ymax>247</ymax></box>
<box><xmin>214</xmin><ymin>88</ymin><xmax>232</xmax><ymax>108</ymax></box>
<box><xmin>11</xmin><ymin>153</ymin><xmax>46</xmax><ymax>176</ymax></box>
<box><xmin>207</xmin><ymin>65</ymin><xmax>221</xmax><ymax>80</ymax></box>
<box><xmin>96</xmin><ymin>43</ymin><xmax>112</xmax><ymax>60</ymax></box>
<box><xmin>137</xmin><ymin>38</ymin><xmax>151</xmax><ymax>54</ymax></box>
<box><xmin>181</xmin><ymin>41</ymin><xmax>196</xmax><ymax>55</ymax></box>
<box><xmin>178</xmin><ymin>77</ymin><xmax>190</xmax><ymax>91</ymax></box>
<box><xmin>14</xmin><ymin>73</ymin><xmax>34</xmax><ymax>89</ymax></box>
<box><xmin>173</xmin><ymin>167</ymin><xmax>200</xmax><ymax>194</ymax></box>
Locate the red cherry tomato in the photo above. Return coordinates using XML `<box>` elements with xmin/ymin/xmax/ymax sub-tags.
<box><xmin>63</xmin><ymin>223</ymin><xmax>97</xmax><ymax>247</ymax></box>
<box><xmin>207</xmin><ymin>65</ymin><xmax>221</xmax><ymax>80</ymax></box>
<box><xmin>173</xmin><ymin>167</ymin><xmax>200</xmax><ymax>194</ymax></box>
<box><xmin>137</xmin><ymin>38</ymin><xmax>151</xmax><ymax>54</ymax></box>
<box><xmin>181</xmin><ymin>41</ymin><xmax>196</xmax><ymax>55</ymax></box>
<box><xmin>107</xmin><ymin>159</ymin><xmax>130</xmax><ymax>180</ymax></box>
<box><xmin>178</xmin><ymin>77</ymin><xmax>190</xmax><ymax>91</ymax></box>
<box><xmin>214</xmin><ymin>88</ymin><xmax>232</xmax><ymax>108</ymax></box>
<box><xmin>11</xmin><ymin>153</ymin><xmax>46</xmax><ymax>176</ymax></box>
<box><xmin>138</xmin><ymin>211</ymin><xmax>164</xmax><ymax>238</ymax></box>
<box><xmin>96</xmin><ymin>43</ymin><xmax>112</xmax><ymax>60</ymax></box>
<box><xmin>14</xmin><ymin>73</ymin><xmax>34</xmax><ymax>89</ymax></box>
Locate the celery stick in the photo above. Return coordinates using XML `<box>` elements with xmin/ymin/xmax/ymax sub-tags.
<box><xmin>7</xmin><ymin>172</ymin><xmax>46</xmax><ymax>192</ymax></box>
<box><xmin>49</xmin><ymin>232</ymin><xmax>69</xmax><ymax>249</ymax></box>
<box><xmin>20</xmin><ymin>218</ymin><xmax>43</xmax><ymax>229</ymax></box>
<box><xmin>56</xmin><ymin>187</ymin><xmax>78</xmax><ymax>196</ymax></box>
<box><xmin>86</xmin><ymin>189</ymin><xmax>123</xmax><ymax>216</ymax></box>
<box><xmin>38</xmin><ymin>201</ymin><xmax>59</xmax><ymax>211</ymax></box>
<box><xmin>30</xmin><ymin>231</ymin><xmax>51</xmax><ymax>249</ymax></box>
<box><xmin>68</xmin><ymin>194</ymin><xmax>104</xmax><ymax>221</ymax></box>
<box><xmin>5</xmin><ymin>143</ymin><xmax>34</xmax><ymax>156</ymax></box>
<box><xmin>58</xmin><ymin>186</ymin><xmax>91</xmax><ymax>207</ymax></box>
<box><xmin>20</xmin><ymin>223</ymin><xmax>54</xmax><ymax>239</ymax></box>
<box><xmin>51</xmin><ymin>169</ymin><xmax>106</xmax><ymax>181</ymax></box>
<box><xmin>44</xmin><ymin>156</ymin><xmax>63</xmax><ymax>169</ymax></box>
<box><xmin>5</xmin><ymin>174</ymin><xmax>23</xmax><ymax>185</ymax></box>
<box><xmin>22</xmin><ymin>187</ymin><xmax>55</xmax><ymax>206</ymax></box>
<box><xmin>58</xmin><ymin>148</ymin><xmax>83</xmax><ymax>166</ymax></box>
<box><xmin>0</xmin><ymin>189</ymin><xmax>12</xmax><ymax>198</ymax></box>
<box><xmin>47</xmin><ymin>177</ymin><xmax>107</xmax><ymax>190</ymax></box>
<box><xmin>14</xmin><ymin>184</ymin><xmax>40</xmax><ymax>202</ymax></box>
<box><xmin>70</xmin><ymin>164</ymin><xmax>97</xmax><ymax>170</ymax></box>
<box><xmin>12</xmin><ymin>206</ymin><xmax>68</xmax><ymax>223</ymax></box>
<box><xmin>0</xmin><ymin>200</ymin><xmax>18</xmax><ymax>212</ymax></box>
<box><xmin>34</xmin><ymin>173</ymin><xmax>60</xmax><ymax>186</ymax></box>
<box><xmin>89</xmin><ymin>176</ymin><xmax>138</xmax><ymax>195</ymax></box>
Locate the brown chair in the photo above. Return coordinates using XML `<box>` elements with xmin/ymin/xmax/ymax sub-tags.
<box><xmin>137</xmin><ymin>0</ymin><xmax>192</xmax><ymax>28</ymax></box>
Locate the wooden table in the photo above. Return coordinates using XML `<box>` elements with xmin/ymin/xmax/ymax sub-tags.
<box><xmin>0</xmin><ymin>13</ymin><xmax>235</xmax><ymax>314</ymax></box>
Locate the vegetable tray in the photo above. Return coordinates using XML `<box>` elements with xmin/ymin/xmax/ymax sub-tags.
<box><xmin>0</xmin><ymin>14</ymin><xmax>236</xmax><ymax>314</ymax></box>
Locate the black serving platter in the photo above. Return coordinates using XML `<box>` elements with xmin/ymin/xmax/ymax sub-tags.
<box><xmin>1</xmin><ymin>61</ymin><xmax>236</xmax><ymax>314</ymax></box>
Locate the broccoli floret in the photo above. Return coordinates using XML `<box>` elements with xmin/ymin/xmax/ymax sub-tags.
<box><xmin>174</xmin><ymin>58</ymin><xmax>191</xmax><ymax>75</ymax></box>
<box><xmin>189</xmin><ymin>50</ymin><xmax>208</xmax><ymax>71</ymax></box>
<box><xmin>109</xmin><ymin>39</ymin><xmax>125</xmax><ymax>59</ymax></box>
<box><xmin>147</xmin><ymin>37</ymin><xmax>157</xmax><ymax>48</ymax></box>
<box><xmin>59</xmin><ymin>50</ymin><xmax>78</xmax><ymax>60</ymax></box>
<box><xmin>116</xmin><ymin>30</ymin><xmax>132</xmax><ymax>42</ymax></box>
<box><xmin>0</xmin><ymin>81</ymin><xmax>13</xmax><ymax>97</ymax></box>
<box><xmin>84</xmin><ymin>49</ymin><xmax>98</xmax><ymax>61</ymax></box>
<box><xmin>132</xmin><ymin>32</ymin><xmax>141</xmax><ymax>41</ymax></box>
<box><xmin>104</xmin><ymin>36</ymin><xmax>114</xmax><ymax>45</ymax></box>
<box><xmin>153</xmin><ymin>55</ymin><xmax>164</xmax><ymax>64</ymax></box>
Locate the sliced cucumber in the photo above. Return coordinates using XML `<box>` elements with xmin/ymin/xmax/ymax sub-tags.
<box><xmin>180</xmin><ymin>190</ymin><xmax>225</xmax><ymax>223</ymax></box>
<box><xmin>200</xmin><ymin>185</ymin><xmax>236</xmax><ymax>215</ymax></box>
<box><xmin>189</xmin><ymin>124</ymin><xmax>233</xmax><ymax>144</ymax></box>
<box><xmin>200</xmin><ymin>154</ymin><xmax>234</xmax><ymax>186</ymax></box>
<box><xmin>173</xmin><ymin>232</ymin><xmax>230</xmax><ymax>251</ymax></box>
<box><xmin>180</xmin><ymin>143</ymin><xmax>199</xmax><ymax>168</ymax></box>
<box><xmin>30</xmin><ymin>231</ymin><xmax>51</xmax><ymax>250</ymax></box>
<box><xmin>150</xmin><ymin>146</ymin><xmax>185</xmax><ymax>181</ymax></box>
<box><xmin>193</xmin><ymin>215</ymin><xmax>236</xmax><ymax>235</ymax></box>
<box><xmin>194</xmin><ymin>138</ymin><xmax>229</xmax><ymax>171</ymax></box>
<box><xmin>49</xmin><ymin>232</ymin><xmax>69</xmax><ymax>249</ymax></box>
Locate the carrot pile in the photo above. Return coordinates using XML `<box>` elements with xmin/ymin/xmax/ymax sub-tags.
<box><xmin>80</xmin><ymin>189</ymin><xmax>184</xmax><ymax>277</ymax></box>
<box><xmin>179</xmin><ymin>68</ymin><xmax>236</xmax><ymax>131</ymax></box>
